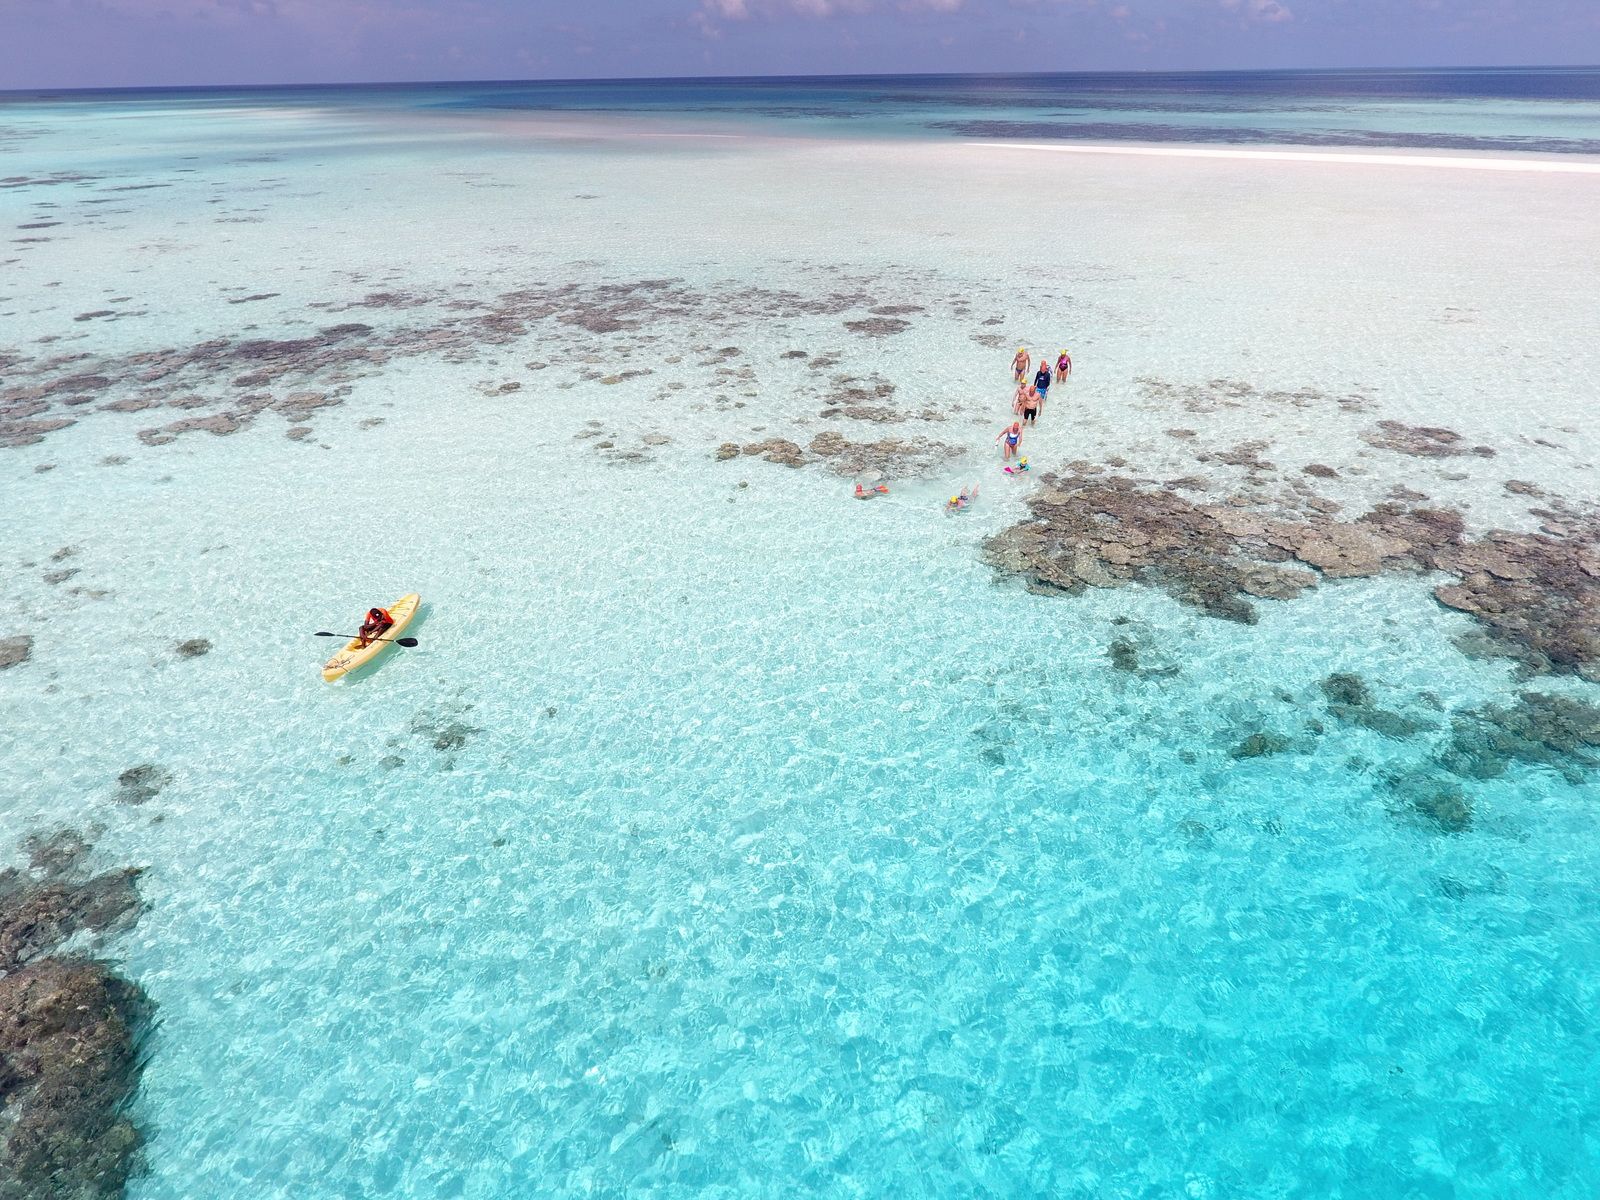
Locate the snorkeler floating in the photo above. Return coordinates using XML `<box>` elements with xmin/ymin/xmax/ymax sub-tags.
<box><xmin>946</xmin><ymin>483</ymin><xmax>979</xmax><ymax>513</ymax></box>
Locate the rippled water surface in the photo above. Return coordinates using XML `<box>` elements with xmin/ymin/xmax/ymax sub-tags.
<box><xmin>1</xmin><ymin>80</ymin><xmax>1598</xmax><ymax>1198</ymax></box>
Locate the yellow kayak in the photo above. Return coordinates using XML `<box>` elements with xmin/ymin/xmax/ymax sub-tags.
<box><xmin>321</xmin><ymin>593</ymin><xmax>421</xmax><ymax>682</ymax></box>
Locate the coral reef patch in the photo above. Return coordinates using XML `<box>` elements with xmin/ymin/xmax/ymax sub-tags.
<box><xmin>984</xmin><ymin>469</ymin><xmax>1600</xmax><ymax>679</ymax></box>
<box><xmin>0</xmin><ymin>833</ymin><xmax>150</xmax><ymax>1200</ymax></box>
<box><xmin>0</xmin><ymin>636</ymin><xmax>32</xmax><ymax>670</ymax></box>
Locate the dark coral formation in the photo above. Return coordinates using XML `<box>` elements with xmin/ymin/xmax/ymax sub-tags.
<box><xmin>1442</xmin><ymin>692</ymin><xmax>1600</xmax><ymax>784</ymax></box>
<box><xmin>982</xmin><ymin>472</ymin><xmax>1320</xmax><ymax>623</ymax></box>
<box><xmin>0</xmin><ymin>869</ymin><xmax>142</xmax><ymax>973</ymax></box>
<box><xmin>0</xmin><ymin>959</ymin><xmax>148</xmax><ymax>1200</ymax></box>
<box><xmin>1429</xmin><ymin>513</ymin><xmax>1600</xmax><ymax>679</ymax></box>
<box><xmin>807</xmin><ymin>431</ymin><xmax>965</xmax><ymax>477</ymax></box>
<box><xmin>0</xmin><ymin>837</ymin><xmax>149</xmax><ymax>1200</ymax></box>
<box><xmin>1134</xmin><ymin>375</ymin><xmax>1373</xmax><ymax>415</ymax></box>
<box><xmin>0</xmin><ymin>636</ymin><xmax>32</xmax><ymax>670</ymax></box>
<box><xmin>2</xmin><ymin>272</ymin><xmax>951</xmax><ymax>452</ymax></box>
<box><xmin>984</xmin><ymin>470</ymin><xmax>1600</xmax><ymax>679</ymax></box>
<box><xmin>1230</xmin><ymin>731</ymin><xmax>1292</xmax><ymax>759</ymax></box>
<box><xmin>1319</xmin><ymin>673</ymin><xmax>1371</xmax><ymax>707</ymax></box>
<box><xmin>843</xmin><ymin>316</ymin><xmax>910</xmax><ymax>337</ymax></box>
<box><xmin>1318</xmin><ymin>673</ymin><xmax>1436</xmax><ymax>740</ymax></box>
<box><xmin>21</xmin><ymin>830</ymin><xmax>94</xmax><ymax>877</ymax></box>
<box><xmin>739</xmin><ymin>438</ymin><xmax>804</xmax><ymax>468</ymax></box>
<box><xmin>409</xmin><ymin>704</ymin><xmax>481</xmax><ymax>755</ymax></box>
<box><xmin>720</xmin><ymin>429</ymin><xmax>963</xmax><ymax>478</ymax></box>
<box><xmin>1361</xmin><ymin>420</ymin><xmax>1495</xmax><ymax>459</ymax></box>
<box><xmin>1383</xmin><ymin>771</ymin><xmax>1474</xmax><ymax>832</ymax></box>
<box><xmin>173</xmin><ymin>638</ymin><xmax>212</xmax><ymax>659</ymax></box>
<box><xmin>1106</xmin><ymin>634</ymin><xmax>1179</xmax><ymax>679</ymax></box>
<box><xmin>1108</xmin><ymin>639</ymin><xmax>1140</xmax><ymax>673</ymax></box>
<box><xmin>112</xmin><ymin>765</ymin><xmax>171</xmax><ymax>806</ymax></box>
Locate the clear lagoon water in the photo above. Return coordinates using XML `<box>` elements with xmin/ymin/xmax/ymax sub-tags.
<box><xmin>2</xmin><ymin>71</ymin><xmax>1599</xmax><ymax>1198</ymax></box>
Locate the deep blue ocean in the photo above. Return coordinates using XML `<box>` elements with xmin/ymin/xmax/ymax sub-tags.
<box><xmin>8</xmin><ymin>66</ymin><xmax>1600</xmax><ymax>152</ymax></box>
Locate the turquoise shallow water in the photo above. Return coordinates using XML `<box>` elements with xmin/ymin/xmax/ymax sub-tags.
<box><xmin>2</xmin><ymin>82</ymin><xmax>1599</xmax><ymax>1197</ymax></box>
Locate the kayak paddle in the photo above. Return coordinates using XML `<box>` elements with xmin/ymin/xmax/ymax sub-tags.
<box><xmin>314</xmin><ymin>631</ymin><xmax>419</xmax><ymax>647</ymax></box>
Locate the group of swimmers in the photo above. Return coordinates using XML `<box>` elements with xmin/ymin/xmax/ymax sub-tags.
<box><xmin>998</xmin><ymin>347</ymin><xmax>1072</xmax><ymax>461</ymax></box>
<box><xmin>946</xmin><ymin>346</ymin><xmax>1072</xmax><ymax>512</ymax></box>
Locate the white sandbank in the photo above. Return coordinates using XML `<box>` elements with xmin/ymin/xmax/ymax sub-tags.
<box><xmin>965</xmin><ymin>141</ymin><xmax>1600</xmax><ymax>174</ymax></box>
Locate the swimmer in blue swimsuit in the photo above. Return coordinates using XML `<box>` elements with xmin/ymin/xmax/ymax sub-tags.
<box><xmin>996</xmin><ymin>420</ymin><xmax>1023</xmax><ymax>462</ymax></box>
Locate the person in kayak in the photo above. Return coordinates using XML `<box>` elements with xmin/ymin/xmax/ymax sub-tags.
<box><xmin>1012</xmin><ymin>347</ymin><xmax>1030</xmax><ymax>383</ymax></box>
<box><xmin>357</xmin><ymin>606</ymin><xmax>393</xmax><ymax>647</ymax></box>
<box><xmin>1055</xmin><ymin>349</ymin><xmax>1072</xmax><ymax>384</ymax></box>
<box><xmin>996</xmin><ymin>420</ymin><xmax>1023</xmax><ymax>462</ymax></box>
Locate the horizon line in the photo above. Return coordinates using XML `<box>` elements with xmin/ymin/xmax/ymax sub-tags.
<box><xmin>4</xmin><ymin>62</ymin><xmax>1599</xmax><ymax>100</ymax></box>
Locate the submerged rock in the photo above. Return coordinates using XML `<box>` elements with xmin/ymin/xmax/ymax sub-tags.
<box><xmin>0</xmin><ymin>956</ymin><xmax>149</xmax><ymax>1200</ymax></box>
<box><xmin>409</xmin><ymin>709</ymin><xmax>481</xmax><ymax>754</ymax></box>
<box><xmin>174</xmin><ymin>638</ymin><xmax>212</xmax><ymax>658</ymax></box>
<box><xmin>1108</xmin><ymin>638</ymin><xmax>1141</xmax><ymax>673</ymax></box>
<box><xmin>1384</xmin><ymin>771</ymin><xmax>1473</xmax><ymax>832</ymax></box>
<box><xmin>22</xmin><ymin>829</ymin><xmax>95</xmax><ymax>876</ymax></box>
<box><xmin>1106</xmin><ymin>636</ymin><xmax>1180</xmax><ymax>679</ymax></box>
<box><xmin>0</xmin><ymin>831</ymin><xmax>152</xmax><ymax>1196</ymax></box>
<box><xmin>0</xmin><ymin>635</ymin><xmax>33</xmax><ymax>670</ymax></box>
<box><xmin>1414</xmin><ymin>785</ymin><xmax>1474</xmax><ymax>833</ymax></box>
<box><xmin>1230</xmin><ymin>731</ymin><xmax>1292</xmax><ymax>759</ymax></box>
<box><xmin>985</xmin><ymin>469</ymin><xmax>1600</xmax><ymax>678</ymax></box>
<box><xmin>1361</xmin><ymin>420</ymin><xmax>1495</xmax><ymax>459</ymax></box>
<box><xmin>0</xmin><ymin>868</ymin><xmax>144</xmax><ymax>973</ymax></box>
<box><xmin>843</xmin><ymin>316</ymin><xmax>910</xmax><ymax>337</ymax></box>
<box><xmin>137</xmin><ymin>413</ymin><xmax>248</xmax><ymax>446</ymax></box>
<box><xmin>807</xmin><ymin>430</ymin><xmax>964</xmax><ymax>478</ymax></box>
<box><xmin>1318</xmin><ymin>673</ymin><xmax>1434</xmax><ymax>739</ymax></box>
<box><xmin>1331</xmin><ymin>705</ymin><xmax>1433</xmax><ymax>740</ymax></box>
<box><xmin>740</xmin><ymin>438</ymin><xmax>804</xmax><ymax>468</ymax></box>
<box><xmin>113</xmin><ymin>765</ymin><xmax>172</xmax><ymax>806</ymax></box>
<box><xmin>1320</xmin><ymin>673</ymin><xmax>1372</xmax><ymax>707</ymax></box>
<box><xmin>1442</xmin><ymin>692</ymin><xmax>1600</xmax><ymax>784</ymax></box>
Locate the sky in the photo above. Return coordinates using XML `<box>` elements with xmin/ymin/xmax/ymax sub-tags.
<box><xmin>2</xmin><ymin>0</ymin><xmax>1598</xmax><ymax>90</ymax></box>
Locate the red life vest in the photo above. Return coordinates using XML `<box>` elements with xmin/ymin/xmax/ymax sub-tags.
<box><xmin>368</xmin><ymin>607</ymin><xmax>393</xmax><ymax>625</ymax></box>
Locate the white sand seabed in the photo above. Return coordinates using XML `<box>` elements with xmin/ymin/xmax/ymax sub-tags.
<box><xmin>966</xmin><ymin>140</ymin><xmax>1600</xmax><ymax>174</ymax></box>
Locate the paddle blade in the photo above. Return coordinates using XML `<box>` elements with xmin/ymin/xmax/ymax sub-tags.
<box><xmin>313</xmin><ymin>631</ymin><xmax>337</xmax><ymax>638</ymax></box>
<box><xmin>396</xmin><ymin>637</ymin><xmax>419</xmax><ymax>647</ymax></box>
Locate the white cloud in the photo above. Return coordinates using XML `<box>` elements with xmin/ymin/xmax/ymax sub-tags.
<box><xmin>1220</xmin><ymin>0</ymin><xmax>1293</xmax><ymax>22</ymax></box>
<box><xmin>696</xmin><ymin>0</ymin><xmax>960</xmax><ymax>29</ymax></box>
